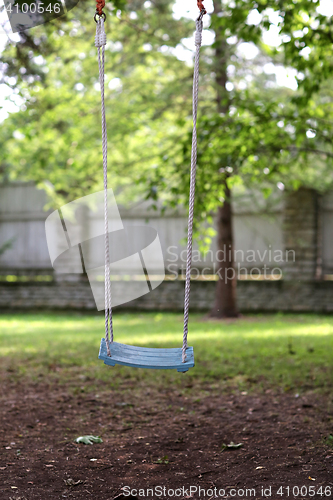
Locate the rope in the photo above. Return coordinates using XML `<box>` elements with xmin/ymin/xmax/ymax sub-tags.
<box><xmin>182</xmin><ymin>14</ymin><xmax>204</xmax><ymax>363</ymax></box>
<box><xmin>96</xmin><ymin>0</ymin><xmax>105</xmax><ymax>16</ymax></box>
<box><xmin>96</xmin><ymin>18</ymin><xmax>113</xmax><ymax>357</ymax></box>
<box><xmin>197</xmin><ymin>0</ymin><xmax>206</xmax><ymax>15</ymax></box>
<box><xmin>94</xmin><ymin>8</ymin><xmax>205</xmax><ymax>362</ymax></box>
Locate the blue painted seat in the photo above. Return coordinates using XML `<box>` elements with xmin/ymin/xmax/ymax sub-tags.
<box><xmin>98</xmin><ymin>338</ymin><xmax>195</xmax><ymax>372</ymax></box>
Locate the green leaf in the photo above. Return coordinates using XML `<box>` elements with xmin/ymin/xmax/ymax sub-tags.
<box><xmin>221</xmin><ymin>442</ymin><xmax>243</xmax><ymax>451</ymax></box>
<box><xmin>325</xmin><ymin>435</ymin><xmax>333</xmax><ymax>447</ymax></box>
<box><xmin>74</xmin><ymin>435</ymin><xmax>103</xmax><ymax>445</ymax></box>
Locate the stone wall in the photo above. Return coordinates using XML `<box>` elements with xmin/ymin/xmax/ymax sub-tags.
<box><xmin>0</xmin><ymin>185</ymin><xmax>332</xmax><ymax>314</ymax></box>
<box><xmin>283</xmin><ymin>188</ymin><xmax>320</xmax><ymax>280</ymax></box>
<box><xmin>0</xmin><ymin>278</ymin><xmax>332</xmax><ymax>313</ymax></box>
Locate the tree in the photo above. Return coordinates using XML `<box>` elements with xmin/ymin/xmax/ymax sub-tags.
<box><xmin>1</xmin><ymin>0</ymin><xmax>333</xmax><ymax>317</ymax></box>
<box><xmin>0</xmin><ymin>0</ymin><xmax>195</xmax><ymax>204</ymax></box>
<box><xmin>142</xmin><ymin>0</ymin><xmax>333</xmax><ymax>317</ymax></box>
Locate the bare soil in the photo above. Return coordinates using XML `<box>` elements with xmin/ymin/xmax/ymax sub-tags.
<box><xmin>1</xmin><ymin>379</ymin><xmax>333</xmax><ymax>500</ymax></box>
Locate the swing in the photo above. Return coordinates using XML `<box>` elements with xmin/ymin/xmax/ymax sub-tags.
<box><xmin>95</xmin><ymin>0</ymin><xmax>206</xmax><ymax>372</ymax></box>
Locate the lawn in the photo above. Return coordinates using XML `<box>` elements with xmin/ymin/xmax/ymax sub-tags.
<box><xmin>0</xmin><ymin>311</ymin><xmax>332</xmax><ymax>393</ymax></box>
<box><xmin>1</xmin><ymin>312</ymin><xmax>333</xmax><ymax>498</ymax></box>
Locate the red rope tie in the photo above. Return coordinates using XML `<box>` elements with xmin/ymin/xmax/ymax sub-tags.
<box><xmin>197</xmin><ymin>0</ymin><xmax>206</xmax><ymax>14</ymax></box>
<box><xmin>96</xmin><ymin>0</ymin><xmax>105</xmax><ymax>16</ymax></box>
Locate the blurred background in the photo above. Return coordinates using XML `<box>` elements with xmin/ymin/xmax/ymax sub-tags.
<box><xmin>0</xmin><ymin>0</ymin><xmax>333</xmax><ymax>317</ymax></box>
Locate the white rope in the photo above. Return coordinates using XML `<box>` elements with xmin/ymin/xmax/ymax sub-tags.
<box><xmin>182</xmin><ymin>16</ymin><xmax>203</xmax><ymax>362</ymax></box>
<box><xmin>96</xmin><ymin>17</ymin><xmax>113</xmax><ymax>356</ymax></box>
<box><xmin>95</xmin><ymin>14</ymin><xmax>203</xmax><ymax>362</ymax></box>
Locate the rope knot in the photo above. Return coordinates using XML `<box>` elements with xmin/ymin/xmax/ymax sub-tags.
<box><xmin>95</xmin><ymin>18</ymin><xmax>107</xmax><ymax>47</ymax></box>
<box><xmin>195</xmin><ymin>19</ymin><xmax>203</xmax><ymax>47</ymax></box>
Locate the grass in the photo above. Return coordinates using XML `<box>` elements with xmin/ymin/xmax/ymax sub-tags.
<box><xmin>0</xmin><ymin>311</ymin><xmax>333</xmax><ymax>394</ymax></box>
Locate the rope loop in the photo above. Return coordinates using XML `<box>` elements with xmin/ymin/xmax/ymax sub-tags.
<box><xmin>195</xmin><ymin>19</ymin><xmax>203</xmax><ymax>47</ymax></box>
<box><xmin>95</xmin><ymin>16</ymin><xmax>107</xmax><ymax>47</ymax></box>
<box><xmin>94</xmin><ymin>11</ymin><xmax>106</xmax><ymax>23</ymax></box>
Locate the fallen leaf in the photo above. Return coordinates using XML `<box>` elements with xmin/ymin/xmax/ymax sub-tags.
<box><xmin>221</xmin><ymin>442</ymin><xmax>243</xmax><ymax>451</ymax></box>
<box><xmin>64</xmin><ymin>478</ymin><xmax>83</xmax><ymax>486</ymax></box>
<box><xmin>74</xmin><ymin>436</ymin><xmax>103</xmax><ymax>445</ymax></box>
<box><xmin>325</xmin><ymin>435</ymin><xmax>333</xmax><ymax>446</ymax></box>
<box><xmin>154</xmin><ymin>455</ymin><xmax>169</xmax><ymax>464</ymax></box>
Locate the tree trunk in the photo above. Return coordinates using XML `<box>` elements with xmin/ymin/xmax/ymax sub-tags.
<box><xmin>210</xmin><ymin>0</ymin><xmax>239</xmax><ymax>318</ymax></box>
<box><xmin>210</xmin><ymin>177</ymin><xmax>239</xmax><ymax>317</ymax></box>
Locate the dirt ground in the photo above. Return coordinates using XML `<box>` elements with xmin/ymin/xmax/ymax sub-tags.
<box><xmin>1</xmin><ymin>378</ymin><xmax>333</xmax><ymax>500</ymax></box>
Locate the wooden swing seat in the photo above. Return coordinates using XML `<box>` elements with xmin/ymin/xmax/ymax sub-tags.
<box><xmin>98</xmin><ymin>338</ymin><xmax>195</xmax><ymax>372</ymax></box>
